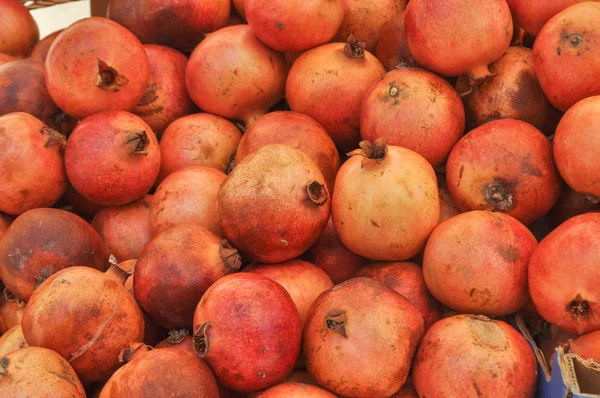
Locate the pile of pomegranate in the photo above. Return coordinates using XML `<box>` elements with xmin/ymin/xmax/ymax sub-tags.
<box><xmin>1</xmin><ymin>0</ymin><xmax>600</xmax><ymax>396</ymax></box>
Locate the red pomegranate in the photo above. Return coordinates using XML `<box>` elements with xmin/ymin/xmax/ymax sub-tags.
<box><xmin>65</xmin><ymin>111</ymin><xmax>160</xmax><ymax>206</ymax></box>
<box><xmin>536</xmin><ymin>324</ymin><xmax>578</xmax><ymax>365</ymax></box>
<box><xmin>554</xmin><ymin>96</ymin><xmax>600</xmax><ymax>199</ymax></box>
<box><xmin>438</xmin><ymin>187</ymin><xmax>461</xmax><ymax>222</ymax></box>
<box><xmin>0</xmin><ymin>347</ymin><xmax>85</xmax><ymax>397</ymax></box>
<box><xmin>64</xmin><ymin>184</ymin><xmax>102</xmax><ymax>218</ymax></box>
<box><xmin>357</xmin><ymin>262</ymin><xmax>442</xmax><ymax>330</ymax></box>
<box><xmin>0</xmin><ymin>325</ymin><xmax>27</xmax><ymax>356</ymax></box>
<box><xmin>244</xmin><ymin>260</ymin><xmax>333</xmax><ymax>324</ymax></box>
<box><xmin>529</xmin><ymin>213</ymin><xmax>600</xmax><ymax>334</ymax></box>
<box><xmin>235</xmin><ymin>111</ymin><xmax>340</xmax><ymax>192</ymax></box>
<box><xmin>446</xmin><ymin>119</ymin><xmax>561</xmax><ymax>225</ymax></box>
<box><xmin>549</xmin><ymin>188</ymin><xmax>600</xmax><ymax>225</ymax></box>
<box><xmin>150</xmin><ymin>167</ymin><xmax>226</xmax><ymax>237</ymax></box>
<box><xmin>186</xmin><ymin>25</ymin><xmax>288</xmax><ymax>127</ymax></box>
<box><xmin>332</xmin><ymin>139</ymin><xmax>440</xmax><ymax>260</ymax></box>
<box><xmin>304</xmin><ymin>277</ymin><xmax>424</xmax><ymax>397</ymax></box>
<box><xmin>193</xmin><ymin>273</ymin><xmax>302</xmax><ymax>392</ymax></box>
<box><xmin>0</xmin><ymin>208</ymin><xmax>105</xmax><ymax>301</ymax></box>
<box><xmin>405</xmin><ymin>0</ymin><xmax>512</xmax><ymax>87</ymax></box>
<box><xmin>0</xmin><ymin>214</ymin><xmax>11</xmax><ymax>241</ymax></box>
<box><xmin>218</xmin><ymin>144</ymin><xmax>330</xmax><ymax>263</ymax></box>
<box><xmin>45</xmin><ymin>17</ymin><xmax>150</xmax><ymax>120</ymax></box>
<box><xmin>257</xmin><ymin>382</ymin><xmax>337</xmax><ymax>397</ymax></box>
<box><xmin>245</xmin><ymin>0</ymin><xmax>344</xmax><ymax>52</ymax></box>
<box><xmin>413</xmin><ymin>315</ymin><xmax>537</xmax><ymax>397</ymax></box>
<box><xmin>533</xmin><ymin>3</ymin><xmax>600</xmax><ymax>112</ymax></box>
<box><xmin>134</xmin><ymin>224</ymin><xmax>241</xmax><ymax>329</ymax></box>
<box><xmin>375</xmin><ymin>10</ymin><xmax>417</xmax><ymax>70</ymax></box>
<box><xmin>0</xmin><ymin>0</ymin><xmax>39</xmax><ymax>58</ymax></box>
<box><xmin>107</xmin><ymin>0</ymin><xmax>230</xmax><ymax>52</ymax></box>
<box><xmin>91</xmin><ymin>195</ymin><xmax>153</xmax><ymax>262</ymax></box>
<box><xmin>155</xmin><ymin>329</ymin><xmax>194</xmax><ymax>354</ymax></box>
<box><xmin>360</xmin><ymin>67</ymin><xmax>465</xmax><ymax>167</ymax></box>
<box><xmin>286</xmin><ymin>37</ymin><xmax>386</xmax><ymax>152</ymax></box>
<box><xmin>0</xmin><ymin>54</ymin><xmax>15</xmax><ymax>66</ymax></box>
<box><xmin>29</xmin><ymin>30</ymin><xmax>62</xmax><ymax>63</ymax></box>
<box><xmin>0</xmin><ymin>113</ymin><xmax>67</xmax><ymax>215</ymax></box>
<box><xmin>158</xmin><ymin>114</ymin><xmax>241</xmax><ymax>182</ymax></box>
<box><xmin>569</xmin><ymin>330</ymin><xmax>600</xmax><ymax>361</ymax></box>
<box><xmin>0</xmin><ymin>289</ymin><xmax>25</xmax><ymax>334</ymax></box>
<box><xmin>131</xmin><ymin>45</ymin><xmax>195</xmax><ymax>137</ymax></box>
<box><xmin>507</xmin><ymin>0</ymin><xmax>590</xmax><ymax>36</ymax></box>
<box><xmin>22</xmin><ymin>266</ymin><xmax>144</xmax><ymax>382</ymax></box>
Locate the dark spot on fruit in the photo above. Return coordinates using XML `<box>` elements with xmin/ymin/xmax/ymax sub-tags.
<box><xmin>457</xmin><ymin>165</ymin><xmax>464</xmax><ymax>187</ymax></box>
<box><xmin>275</xmin><ymin>22</ymin><xmax>285</xmax><ymax>30</ymax></box>
<box><xmin>510</xmin><ymin>71</ymin><xmax>540</xmax><ymax>112</ymax></box>
<box><xmin>497</xmin><ymin>245</ymin><xmax>519</xmax><ymax>262</ymax></box>
<box><xmin>557</xmin><ymin>47</ymin><xmax>562</xmax><ymax>56</ymax></box>
<box><xmin>472</xmin><ymin>378</ymin><xmax>483</xmax><ymax>397</ymax></box>
<box><xmin>370</xmin><ymin>220</ymin><xmax>380</xmax><ymax>228</ymax></box>
<box><xmin>520</xmin><ymin>157</ymin><xmax>543</xmax><ymax>177</ymax></box>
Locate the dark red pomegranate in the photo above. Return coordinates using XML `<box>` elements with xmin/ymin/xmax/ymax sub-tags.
<box><xmin>0</xmin><ymin>324</ymin><xmax>27</xmax><ymax>356</ymax></box>
<box><xmin>65</xmin><ymin>111</ymin><xmax>160</xmax><ymax>206</ymax></box>
<box><xmin>375</xmin><ymin>10</ymin><xmax>417</xmax><ymax>70</ymax></box>
<box><xmin>0</xmin><ymin>54</ymin><xmax>15</xmax><ymax>66</ymax></box>
<box><xmin>155</xmin><ymin>329</ymin><xmax>194</xmax><ymax>354</ymax></box>
<box><xmin>286</xmin><ymin>36</ymin><xmax>386</xmax><ymax>152</ymax></box>
<box><xmin>64</xmin><ymin>184</ymin><xmax>102</xmax><ymax>218</ymax></box>
<box><xmin>235</xmin><ymin>111</ymin><xmax>340</xmax><ymax>192</ymax></box>
<box><xmin>45</xmin><ymin>17</ymin><xmax>150</xmax><ymax>119</ymax></box>
<box><xmin>508</xmin><ymin>0</ymin><xmax>590</xmax><ymax>36</ymax></box>
<box><xmin>257</xmin><ymin>382</ymin><xmax>337</xmax><ymax>397</ymax></box>
<box><xmin>304</xmin><ymin>277</ymin><xmax>424</xmax><ymax>397</ymax></box>
<box><xmin>186</xmin><ymin>25</ymin><xmax>288</xmax><ymax>127</ymax></box>
<box><xmin>569</xmin><ymin>330</ymin><xmax>600</xmax><ymax>361</ymax></box>
<box><xmin>529</xmin><ymin>213</ymin><xmax>600</xmax><ymax>334</ymax></box>
<box><xmin>0</xmin><ymin>0</ymin><xmax>39</xmax><ymax>58</ymax></box>
<box><xmin>0</xmin><ymin>113</ymin><xmax>67</xmax><ymax>215</ymax></box>
<box><xmin>193</xmin><ymin>273</ymin><xmax>302</xmax><ymax>392</ymax></box>
<box><xmin>446</xmin><ymin>119</ymin><xmax>561</xmax><ymax>225</ymax></box>
<box><xmin>0</xmin><ymin>289</ymin><xmax>25</xmax><ymax>334</ymax></box>
<box><xmin>218</xmin><ymin>144</ymin><xmax>330</xmax><ymax>263</ymax></box>
<box><xmin>29</xmin><ymin>30</ymin><xmax>62</xmax><ymax>63</ymax></box>
<box><xmin>549</xmin><ymin>188</ymin><xmax>600</xmax><ymax>225</ymax></box>
<box><xmin>413</xmin><ymin>315</ymin><xmax>537</xmax><ymax>397</ymax></box>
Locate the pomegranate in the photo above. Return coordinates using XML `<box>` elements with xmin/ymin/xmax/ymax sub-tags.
<box><xmin>107</xmin><ymin>0</ymin><xmax>230</xmax><ymax>52</ymax></box>
<box><xmin>65</xmin><ymin>111</ymin><xmax>160</xmax><ymax>206</ymax></box>
<box><xmin>569</xmin><ymin>330</ymin><xmax>600</xmax><ymax>361</ymax></box>
<box><xmin>405</xmin><ymin>0</ymin><xmax>512</xmax><ymax>87</ymax></box>
<box><xmin>413</xmin><ymin>315</ymin><xmax>537</xmax><ymax>397</ymax></box>
<box><xmin>150</xmin><ymin>167</ymin><xmax>226</xmax><ymax>237</ymax></box>
<box><xmin>446</xmin><ymin>119</ymin><xmax>561</xmax><ymax>225</ymax></box>
<box><xmin>218</xmin><ymin>144</ymin><xmax>330</xmax><ymax>263</ymax></box>
<box><xmin>0</xmin><ymin>0</ymin><xmax>39</xmax><ymax>58</ymax></box>
<box><xmin>507</xmin><ymin>0</ymin><xmax>590</xmax><ymax>36</ymax></box>
<box><xmin>29</xmin><ymin>30</ymin><xmax>62</xmax><ymax>63</ymax></box>
<box><xmin>45</xmin><ymin>17</ymin><xmax>150</xmax><ymax>120</ymax></box>
<box><xmin>529</xmin><ymin>213</ymin><xmax>600</xmax><ymax>334</ymax></box>
<box><xmin>0</xmin><ymin>325</ymin><xmax>27</xmax><ymax>356</ymax></box>
<box><xmin>554</xmin><ymin>96</ymin><xmax>600</xmax><ymax>199</ymax></box>
<box><xmin>533</xmin><ymin>3</ymin><xmax>600</xmax><ymax>112</ymax></box>
<box><xmin>0</xmin><ymin>347</ymin><xmax>85</xmax><ymax>397</ymax></box>
<box><xmin>91</xmin><ymin>195</ymin><xmax>153</xmax><ymax>262</ymax></box>
<box><xmin>64</xmin><ymin>184</ymin><xmax>102</xmax><ymax>218</ymax></box>
<box><xmin>439</xmin><ymin>187</ymin><xmax>461</xmax><ymax>222</ymax></box>
<box><xmin>99</xmin><ymin>344</ymin><xmax>219</xmax><ymax>397</ymax></box>
<box><xmin>332</xmin><ymin>139</ymin><xmax>440</xmax><ymax>260</ymax></box>
<box><xmin>0</xmin><ymin>214</ymin><xmax>11</xmax><ymax>241</ymax></box>
<box><xmin>155</xmin><ymin>329</ymin><xmax>194</xmax><ymax>354</ymax></box>
<box><xmin>134</xmin><ymin>224</ymin><xmax>241</xmax><ymax>329</ymax></box>
<box><xmin>193</xmin><ymin>273</ymin><xmax>302</xmax><ymax>392</ymax></box>
<box><xmin>158</xmin><ymin>114</ymin><xmax>241</xmax><ymax>182</ymax></box>
<box><xmin>245</xmin><ymin>0</ymin><xmax>344</xmax><ymax>52</ymax></box>
<box><xmin>0</xmin><ymin>208</ymin><xmax>105</xmax><ymax>301</ymax></box>
<box><xmin>286</xmin><ymin>36</ymin><xmax>386</xmax><ymax>152</ymax></box>
<box><xmin>536</xmin><ymin>324</ymin><xmax>578</xmax><ymax>366</ymax></box>
<box><xmin>375</xmin><ymin>10</ymin><xmax>417</xmax><ymax>70</ymax></box>
<box><xmin>236</xmin><ymin>111</ymin><xmax>340</xmax><ymax>192</ymax></box>
<box><xmin>0</xmin><ymin>54</ymin><xmax>15</xmax><ymax>66</ymax></box>
<box><xmin>257</xmin><ymin>382</ymin><xmax>337</xmax><ymax>397</ymax></box>
<box><xmin>131</xmin><ymin>45</ymin><xmax>195</xmax><ymax>137</ymax></box>
<box><xmin>357</xmin><ymin>262</ymin><xmax>442</xmax><ymax>330</ymax></box>
<box><xmin>186</xmin><ymin>25</ymin><xmax>288</xmax><ymax>127</ymax></box>
<box><xmin>0</xmin><ymin>113</ymin><xmax>67</xmax><ymax>215</ymax></box>
<box><xmin>549</xmin><ymin>188</ymin><xmax>600</xmax><ymax>224</ymax></box>
<box><xmin>0</xmin><ymin>289</ymin><xmax>25</xmax><ymax>334</ymax></box>
<box><xmin>360</xmin><ymin>67</ymin><xmax>465</xmax><ymax>167</ymax></box>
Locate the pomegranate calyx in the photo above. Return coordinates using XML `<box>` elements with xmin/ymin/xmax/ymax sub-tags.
<box><xmin>326</xmin><ymin>309</ymin><xmax>348</xmax><ymax>338</ymax></box>
<box><xmin>193</xmin><ymin>321</ymin><xmax>211</xmax><ymax>357</ymax></box>
<box><xmin>483</xmin><ymin>179</ymin><xmax>515</xmax><ymax>211</ymax></box>
<box><xmin>167</xmin><ymin>329</ymin><xmax>190</xmax><ymax>344</ymax></box>
<box><xmin>347</xmin><ymin>138</ymin><xmax>388</xmax><ymax>168</ymax></box>
<box><xmin>96</xmin><ymin>59</ymin><xmax>129</xmax><ymax>92</ymax></box>
<box><xmin>586</xmin><ymin>194</ymin><xmax>599</xmax><ymax>204</ymax></box>
<box><xmin>307</xmin><ymin>181</ymin><xmax>329</xmax><ymax>206</ymax></box>
<box><xmin>105</xmin><ymin>254</ymin><xmax>133</xmax><ymax>284</ymax></box>
<box><xmin>0</xmin><ymin>357</ymin><xmax>8</xmax><ymax>376</ymax></box>
<box><xmin>343</xmin><ymin>34</ymin><xmax>366</xmax><ymax>59</ymax></box>
<box><xmin>119</xmin><ymin>342</ymin><xmax>152</xmax><ymax>363</ymax></box>
<box><xmin>3</xmin><ymin>288</ymin><xmax>18</xmax><ymax>302</ymax></box>
<box><xmin>219</xmin><ymin>240</ymin><xmax>242</xmax><ymax>273</ymax></box>
<box><xmin>41</xmin><ymin>126</ymin><xmax>67</xmax><ymax>149</ymax></box>
<box><xmin>123</xmin><ymin>130</ymin><xmax>150</xmax><ymax>156</ymax></box>
<box><xmin>463</xmin><ymin>63</ymin><xmax>499</xmax><ymax>96</ymax></box>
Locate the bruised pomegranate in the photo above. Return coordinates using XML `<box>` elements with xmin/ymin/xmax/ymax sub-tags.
<box><xmin>218</xmin><ymin>144</ymin><xmax>330</xmax><ymax>263</ymax></box>
<box><xmin>257</xmin><ymin>382</ymin><xmax>337</xmax><ymax>397</ymax></box>
<box><xmin>529</xmin><ymin>213</ymin><xmax>600</xmax><ymax>334</ymax></box>
<box><xmin>0</xmin><ymin>325</ymin><xmax>27</xmax><ymax>356</ymax></box>
<box><xmin>65</xmin><ymin>111</ymin><xmax>160</xmax><ymax>206</ymax></box>
<box><xmin>507</xmin><ymin>0</ymin><xmax>590</xmax><ymax>36</ymax></box>
<box><xmin>45</xmin><ymin>17</ymin><xmax>150</xmax><ymax>119</ymax></box>
<box><xmin>0</xmin><ymin>54</ymin><xmax>15</xmax><ymax>66</ymax></box>
<box><xmin>360</xmin><ymin>67</ymin><xmax>465</xmax><ymax>167</ymax></box>
<box><xmin>193</xmin><ymin>273</ymin><xmax>302</xmax><ymax>392</ymax></box>
<box><xmin>413</xmin><ymin>315</ymin><xmax>537</xmax><ymax>397</ymax></box>
<box><xmin>287</xmin><ymin>36</ymin><xmax>385</xmax><ymax>152</ymax></box>
<box><xmin>0</xmin><ymin>0</ymin><xmax>39</xmax><ymax>58</ymax></box>
<box><xmin>29</xmin><ymin>30</ymin><xmax>62</xmax><ymax>63</ymax></box>
<box><xmin>0</xmin><ymin>113</ymin><xmax>67</xmax><ymax>215</ymax></box>
<box><xmin>155</xmin><ymin>329</ymin><xmax>194</xmax><ymax>354</ymax></box>
<box><xmin>0</xmin><ymin>289</ymin><xmax>25</xmax><ymax>334</ymax></box>
<box><xmin>569</xmin><ymin>330</ymin><xmax>600</xmax><ymax>361</ymax></box>
<box><xmin>236</xmin><ymin>111</ymin><xmax>340</xmax><ymax>192</ymax></box>
<box><xmin>150</xmin><ymin>167</ymin><xmax>226</xmax><ymax>237</ymax></box>
<box><xmin>446</xmin><ymin>119</ymin><xmax>561</xmax><ymax>225</ymax></box>
<box><xmin>186</xmin><ymin>25</ymin><xmax>288</xmax><ymax>126</ymax></box>
<box><xmin>375</xmin><ymin>10</ymin><xmax>417</xmax><ymax>70</ymax></box>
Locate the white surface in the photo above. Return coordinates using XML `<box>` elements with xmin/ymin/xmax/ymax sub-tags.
<box><xmin>30</xmin><ymin>0</ymin><xmax>91</xmax><ymax>38</ymax></box>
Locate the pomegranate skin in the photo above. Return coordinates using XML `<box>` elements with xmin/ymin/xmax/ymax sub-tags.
<box><xmin>193</xmin><ymin>273</ymin><xmax>302</xmax><ymax>392</ymax></box>
<box><xmin>45</xmin><ymin>17</ymin><xmax>150</xmax><ymax>120</ymax></box>
<box><xmin>286</xmin><ymin>42</ymin><xmax>386</xmax><ymax>152</ymax></box>
<box><xmin>553</xmin><ymin>96</ymin><xmax>600</xmax><ymax>198</ymax></box>
<box><xmin>257</xmin><ymin>382</ymin><xmax>337</xmax><ymax>397</ymax></box>
<box><xmin>0</xmin><ymin>54</ymin><xmax>15</xmax><ymax>66</ymax></box>
<box><xmin>405</xmin><ymin>0</ymin><xmax>513</xmax><ymax>78</ymax></box>
<box><xmin>439</xmin><ymin>187</ymin><xmax>461</xmax><ymax>222</ymax></box>
<box><xmin>186</xmin><ymin>25</ymin><xmax>288</xmax><ymax>126</ymax></box>
<box><xmin>65</xmin><ymin>111</ymin><xmax>160</xmax><ymax>206</ymax></box>
<box><xmin>446</xmin><ymin>119</ymin><xmax>561</xmax><ymax>225</ymax></box>
<box><xmin>29</xmin><ymin>30</ymin><xmax>62</xmax><ymax>63</ymax></box>
<box><xmin>413</xmin><ymin>315</ymin><xmax>537</xmax><ymax>398</ymax></box>
<box><xmin>235</xmin><ymin>111</ymin><xmax>340</xmax><ymax>193</ymax></box>
<box><xmin>0</xmin><ymin>0</ymin><xmax>39</xmax><ymax>58</ymax></box>
<box><xmin>507</xmin><ymin>0</ymin><xmax>591</xmax><ymax>36</ymax></box>
<box><xmin>0</xmin><ymin>290</ymin><xmax>25</xmax><ymax>334</ymax></box>
<box><xmin>218</xmin><ymin>144</ymin><xmax>330</xmax><ymax>264</ymax></box>
<box><xmin>549</xmin><ymin>187</ymin><xmax>600</xmax><ymax>224</ymax></box>
<box><xmin>375</xmin><ymin>10</ymin><xmax>418</xmax><ymax>70</ymax></box>
<box><xmin>533</xmin><ymin>3</ymin><xmax>600</xmax><ymax>112</ymax></box>
<box><xmin>64</xmin><ymin>184</ymin><xmax>102</xmax><ymax>218</ymax></box>
<box><xmin>529</xmin><ymin>213</ymin><xmax>600</xmax><ymax>334</ymax></box>
<box><xmin>0</xmin><ymin>113</ymin><xmax>67</xmax><ymax>216</ymax></box>
<box><xmin>360</xmin><ymin>67</ymin><xmax>465</xmax><ymax>167</ymax></box>
<box><xmin>570</xmin><ymin>330</ymin><xmax>600</xmax><ymax>361</ymax></box>
<box><xmin>155</xmin><ymin>330</ymin><xmax>195</xmax><ymax>354</ymax></box>
<box><xmin>0</xmin><ymin>324</ymin><xmax>27</xmax><ymax>356</ymax></box>
<box><xmin>0</xmin><ymin>214</ymin><xmax>11</xmax><ymax>241</ymax></box>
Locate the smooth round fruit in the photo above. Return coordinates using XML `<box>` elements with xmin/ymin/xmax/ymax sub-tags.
<box><xmin>29</xmin><ymin>30</ymin><xmax>62</xmax><ymax>63</ymax></box>
<box><xmin>257</xmin><ymin>382</ymin><xmax>337</xmax><ymax>397</ymax></box>
<box><xmin>0</xmin><ymin>0</ymin><xmax>39</xmax><ymax>58</ymax></box>
<box><xmin>570</xmin><ymin>330</ymin><xmax>600</xmax><ymax>361</ymax></box>
<box><xmin>507</xmin><ymin>0</ymin><xmax>591</xmax><ymax>36</ymax></box>
<box><xmin>375</xmin><ymin>10</ymin><xmax>417</xmax><ymax>70</ymax></box>
<box><xmin>0</xmin><ymin>325</ymin><xmax>27</xmax><ymax>356</ymax></box>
